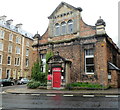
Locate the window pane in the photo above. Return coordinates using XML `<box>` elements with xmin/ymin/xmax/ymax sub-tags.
<box><xmin>86</xmin><ymin>66</ymin><xmax>94</xmax><ymax>73</ymax></box>
<box><xmin>0</xmin><ymin>42</ymin><xmax>3</xmax><ymax>51</ymax></box>
<box><xmin>86</xmin><ymin>58</ymin><xmax>94</xmax><ymax>64</ymax></box>
<box><xmin>8</xmin><ymin>44</ymin><xmax>12</xmax><ymax>53</ymax></box>
<box><xmin>0</xmin><ymin>30</ymin><xmax>4</xmax><ymax>39</ymax></box>
<box><xmin>9</xmin><ymin>33</ymin><xmax>13</xmax><ymax>41</ymax></box>
<box><xmin>86</xmin><ymin>49</ymin><xmax>94</xmax><ymax>56</ymax></box>
<box><xmin>0</xmin><ymin>56</ymin><xmax>1</xmax><ymax>64</ymax></box>
<box><xmin>8</xmin><ymin>56</ymin><xmax>11</xmax><ymax>65</ymax></box>
<box><xmin>61</xmin><ymin>22</ymin><xmax>66</xmax><ymax>35</ymax></box>
<box><xmin>68</xmin><ymin>20</ymin><xmax>73</xmax><ymax>33</ymax></box>
<box><xmin>26</xmin><ymin>49</ymin><xmax>29</xmax><ymax>56</ymax></box>
<box><xmin>55</xmin><ymin>23</ymin><xmax>60</xmax><ymax>36</ymax></box>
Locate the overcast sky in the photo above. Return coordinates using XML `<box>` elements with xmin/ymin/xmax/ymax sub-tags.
<box><xmin>0</xmin><ymin>0</ymin><xmax>119</xmax><ymax>44</ymax></box>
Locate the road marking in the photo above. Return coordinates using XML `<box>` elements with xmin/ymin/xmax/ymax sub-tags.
<box><xmin>83</xmin><ymin>95</ymin><xmax>94</xmax><ymax>97</ymax></box>
<box><xmin>31</xmin><ymin>94</ymin><xmax>40</xmax><ymax>96</ymax></box>
<box><xmin>105</xmin><ymin>95</ymin><xmax>119</xmax><ymax>98</ymax></box>
<box><xmin>46</xmin><ymin>94</ymin><xmax>56</xmax><ymax>96</ymax></box>
<box><xmin>63</xmin><ymin>95</ymin><xmax>73</xmax><ymax>97</ymax></box>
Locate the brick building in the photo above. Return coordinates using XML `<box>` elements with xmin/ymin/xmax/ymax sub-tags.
<box><xmin>0</xmin><ymin>15</ymin><xmax>33</xmax><ymax>80</ymax></box>
<box><xmin>33</xmin><ymin>2</ymin><xmax>120</xmax><ymax>89</ymax></box>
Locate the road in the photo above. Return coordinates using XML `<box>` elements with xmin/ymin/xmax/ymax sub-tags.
<box><xmin>1</xmin><ymin>85</ymin><xmax>120</xmax><ymax>109</ymax></box>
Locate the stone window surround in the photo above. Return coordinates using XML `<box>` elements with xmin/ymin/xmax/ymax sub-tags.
<box><xmin>16</xmin><ymin>46</ymin><xmax>21</xmax><ymax>54</ymax></box>
<box><xmin>8</xmin><ymin>44</ymin><xmax>12</xmax><ymax>53</ymax></box>
<box><xmin>15</xmin><ymin>57</ymin><xmax>20</xmax><ymax>66</ymax></box>
<box><xmin>26</xmin><ymin>48</ymin><xmax>29</xmax><ymax>56</ymax></box>
<box><xmin>54</xmin><ymin>19</ymin><xmax>74</xmax><ymax>36</ymax></box>
<box><xmin>0</xmin><ymin>30</ymin><xmax>5</xmax><ymax>39</ymax></box>
<box><xmin>26</xmin><ymin>58</ymin><xmax>29</xmax><ymax>67</ymax></box>
<box><xmin>0</xmin><ymin>68</ymin><xmax>2</xmax><ymax>79</ymax></box>
<box><xmin>9</xmin><ymin>33</ymin><xmax>13</xmax><ymax>41</ymax></box>
<box><xmin>7</xmin><ymin>56</ymin><xmax>11</xmax><ymax>65</ymax></box>
<box><xmin>0</xmin><ymin>42</ymin><xmax>3</xmax><ymax>51</ymax></box>
<box><xmin>0</xmin><ymin>54</ymin><xmax>2</xmax><ymax>64</ymax></box>
<box><xmin>16</xmin><ymin>36</ymin><xmax>21</xmax><ymax>44</ymax></box>
<box><xmin>6</xmin><ymin>69</ymin><xmax>11</xmax><ymax>79</ymax></box>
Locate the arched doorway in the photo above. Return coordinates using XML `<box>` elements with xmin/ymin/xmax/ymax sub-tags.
<box><xmin>47</xmin><ymin>52</ymin><xmax>71</xmax><ymax>89</ymax></box>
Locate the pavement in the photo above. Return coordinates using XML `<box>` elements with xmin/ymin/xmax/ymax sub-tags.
<box><xmin>4</xmin><ymin>86</ymin><xmax>120</xmax><ymax>96</ymax></box>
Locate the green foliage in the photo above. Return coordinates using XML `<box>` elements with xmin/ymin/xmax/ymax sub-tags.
<box><xmin>29</xmin><ymin>51</ymin><xmax>53</xmax><ymax>89</ymax></box>
<box><xmin>45</xmin><ymin>51</ymin><xmax>54</xmax><ymax>75</ymax></box>
<box><xmin>66</xmin><ymin>82</ymin><xmax>109</xmax><ymax>90</ymax></box>
<box><xmin>27</xmin><ymin>80</ymin><xmax>41</xmax><ymax>89</ymax></box>
<box><xmin>31</xmin><ymin>60</ymin><xmax>46</xmax><ymax>83</ymax></box>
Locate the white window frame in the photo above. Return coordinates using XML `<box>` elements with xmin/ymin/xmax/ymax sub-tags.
<box><xmin>61</xmin><ymin>22</ymin><xmax>66</xmax><ymax>35</ymax></box>
<box><xmin>6</xmin><ymin>69</ymin><xmax>11</xmax><ymax>79</ymax></box>
<box><xmin>0</xmin><ymin>68</ymin><xmax>2</xmax><ymax>79</ymax></box>
<box><xmin>40</xmin><ymin>54</ymin><xmax>46</xmax><ymax>73</ymax></box>
<box><xmin>85</xmin><ymin>49</ymin><xmax>94</xmax><ymax>74</ymax></box>
<box><xmin>68</xmin><ymin>20</ymin><xmax>73</xmax><ymax>34</ymax></box>
<box><xmin>16</xmin><ymin>36</ymin><xmax>21</xmax><ymax>44</ymax></box>
<box><xmin>26</xmin><ymin>41</ymin><xmax>29</xmax><ymax>47</ymax></box>
<box><xmin>15</xmin><ymin>57</ymin><xmax>20</xmax><ymax>66</ymax></box>
<box><xmin>26</xmin><ymin>58</ymin><xmax>29</xmax><ymax>67</ymax></box>
<box><xmin>7</xmin><ymin>56</ymin><xmax>11</xmax><ymax>65</ymax></box>
<box><xmin>0</xmin><ymin>30</ymin><xmax>5</xmax><ymax>39</ymax></box>
<box><xmin>55</xmin><ymin>23</ymin><xmax>60</xmax><ymax>36</ymax></box>
<box><xmin>8</xmin><ymin>44</ymin><xmax>12</xmax><ymax>53</ymax></box>
<box><xmin>9</xmin><ymin>33</ymin><xmax>13</xmax><ymax>41</ymax></box>
<box><xmin>16</xmin><ymin>46</ymin><xmax>20</xmax><ymax>54</ymax></box>
<box><xmin>0</xmin><ymin>42</ymin><xmax>3</xmax><ymax>51</ymax></box>
<box><xmin>17</xmin><ymin>57</ymin><xmax>20</xmax><ymax>66</ymax></box>
<box><xmin>0</xmin><ymin>54</ymin><xmax>3</xmax><ymax>64</ymax></box>
<box><xmin>26</xmin><ymin>49</ymin><xmax>29</xmax><ymax>56</ymax></box>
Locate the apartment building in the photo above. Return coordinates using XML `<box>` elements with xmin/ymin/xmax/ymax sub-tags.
<box><xmin>0</xmin><ymin>15</ymin><xmax>33</xmax><ymax>80</ymax></box>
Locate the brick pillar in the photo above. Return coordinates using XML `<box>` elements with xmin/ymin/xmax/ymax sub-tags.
<box><xmin>95</xmin><ymin>37</ymin><xmax>108</xmax><ymax>86</ymax></box>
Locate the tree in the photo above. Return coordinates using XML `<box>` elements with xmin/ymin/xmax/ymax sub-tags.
<box><xmin>45</xmin><ymin>51</ymin><xmax>54</xmax><ymax>75</ymax></box>
<box><xmin>31</xmin><ymin>59</ymin><xmax>46</xmax><ymax>83</ymax></box>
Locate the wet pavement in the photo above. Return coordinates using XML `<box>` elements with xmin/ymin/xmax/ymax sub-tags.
<box><xmin>1</xmin><ymin>85</ymin><xmax>120</xmax><ymax>109</ymax></box>
<box><xmin>2</xmin><ymin>93</ymin><xmax>120</xmax><ymax>109</ymax></box>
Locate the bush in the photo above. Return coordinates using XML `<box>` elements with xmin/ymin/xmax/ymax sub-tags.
<box><xmin>27</xmin><ymin>80</ymin><xmax>41</xmax><ymax>89</ymax></box>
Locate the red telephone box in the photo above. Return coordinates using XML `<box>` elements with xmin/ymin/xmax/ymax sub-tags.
<box><xmin>52</xmin><ymin>67</ymin><xmax>61</xmax><ymax>88</ymax></box>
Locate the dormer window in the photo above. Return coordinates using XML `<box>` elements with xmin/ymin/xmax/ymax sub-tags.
<box><xmin>61</xmin><ymin>22</ymin><xmax>66</xmax><ymax>35</ymax></box>
<box><xmin>68</xmin><ymin>20</ymin><xmax>73</xmax><ymax>33</ymax></box>
<box><xmin>55</xmin><ymin>23</ymin><xmax>60</xmax><ymax>36</ymax></box>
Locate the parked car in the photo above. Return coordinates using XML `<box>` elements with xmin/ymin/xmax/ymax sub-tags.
<box><xmin>0</xmin><ymin>79</ymin><xmax>15</xmax><ymax>87</ymax></box>
<box><xmin>17</xmin><ymin>78</ymin><xmax>29</xmax><ymax>85</ymax></box>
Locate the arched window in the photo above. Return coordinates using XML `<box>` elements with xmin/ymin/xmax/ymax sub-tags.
<box><xmin>68</xmin><ymin>20</ymin><xmax>73</xmax><ymax>33</ymax></box>
<box><xmin>61</xmin><ymin>22</ymin><xmax>66</xmax><ymax>35</ymax></box>
<box><xmin>55</xmin><ymin>23</ymin><xmax>60</xmax><ymax>36</ymax></box>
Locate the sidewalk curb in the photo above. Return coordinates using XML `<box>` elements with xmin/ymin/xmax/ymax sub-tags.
<box><xmin>4</xmin><ymin>90</ymin><xmax>120</xmax><ymax>96</ymax></box>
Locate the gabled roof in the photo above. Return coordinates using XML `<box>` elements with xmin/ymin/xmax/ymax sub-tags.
<box><xmin>48</xmin><ymin>2</ymin><xmax>82</xmax><ymax>19</ymax></box>
<box><xmin>108</xmin><ymin>62</ymin><xmax>120</xmax><ymax>71</ymax></box>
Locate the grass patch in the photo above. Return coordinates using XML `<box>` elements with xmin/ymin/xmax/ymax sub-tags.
<box><xmin>66</xmin><ymin>82</ymin><xmax>109</xmax><ymax>90</ymax></box>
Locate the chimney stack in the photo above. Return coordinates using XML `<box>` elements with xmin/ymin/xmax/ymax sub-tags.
<box><xmin>0</xmin><ymin>15</ymin><xmax>7</xmax><ymax>21</ymax></box>
<box><xmin>6</xmin><ymin>19</ymin><xmax>13</xmax><ymax>25</ymax></box>
<box><xmin>15</xmin><ymin>23</ymin><xmax>23</xmax><ymax>29</ymax></box>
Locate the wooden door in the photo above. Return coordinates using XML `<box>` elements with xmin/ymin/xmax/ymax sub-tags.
<box><xmin>52</xmin><ymin>67</ymin><xmax>61</xmax><ymax>88</ymax></box>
